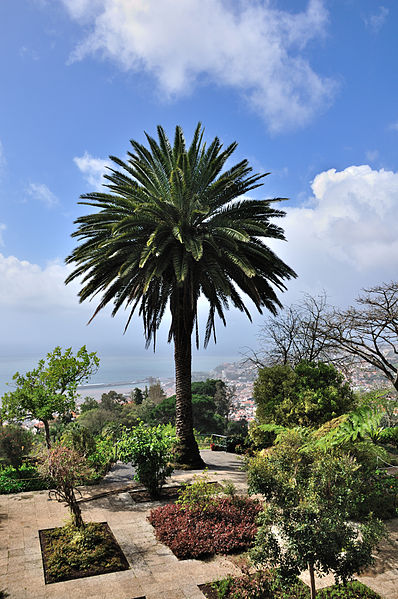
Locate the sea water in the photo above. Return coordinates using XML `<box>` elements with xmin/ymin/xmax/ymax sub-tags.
<box><xmin>0</xmin><ymin>352</ymin><xmax>239</xmax><ymax>398</ymax></box>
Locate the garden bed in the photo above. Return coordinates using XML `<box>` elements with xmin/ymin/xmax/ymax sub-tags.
<box><xmin>199</xmin><ymin>572</ymin><xmax>383</xmax><ymax>599</ymax></box>
<box><xmin>39</xmin><ymin>521</ymin><xmax>129</xmax><ymax>583</ymax></box>
<box><xmin>148</xmin><ymin>496</ymin><xmax>262</xmax><ymax>559</ymax></box>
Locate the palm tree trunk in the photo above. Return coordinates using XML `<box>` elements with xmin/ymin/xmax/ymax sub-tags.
<box><xmin>173</xmin><ymin>295</ymin><xmax>205</xmax><ymax>469</ymax></box>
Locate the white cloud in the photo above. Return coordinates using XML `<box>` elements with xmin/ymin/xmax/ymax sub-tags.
<box><xmin>61</xmin><ymin>0</ymin><xmax>336</xmax><ymax>133</ymax></box>
<box><xmin>273</xmin><ymin>165</ymin><xmax>398</xmax><ymax>304</ymax></box>
<box><xmin>27</xmin><ymin>183</ymin><xmax>59</xmax><ymax>207</ymax></box>
<box><xmin>73</xmin><ymin>152</ymin><xmax>110</xmax><ymax>189</ymax></box>
<box><xmin>389</xmin><ymin>121</ymin><xmax>398</xmax><ymax>132</ymax></box>
<box><xmin>364</xmin><ymin>6</ymin><xmax>389</xmax><ymax>33</ymax></box>
<box><xmin>0</xmin><ymin>254</ymin><xmax>80</xmax><ymax>311</ymax></box>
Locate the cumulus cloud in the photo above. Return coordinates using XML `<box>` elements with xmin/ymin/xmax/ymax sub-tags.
<box><xmin>274</xmin><ymin>165</ymin><xmax>398</xmax><ymax>304</ymax></box>
<box><xmin>27</xmin><ymin>183</ymin><xmax>59</xmax><ymax>207</ymax></box>
<box><xmin>389</xmin><ymin>121</ymin><xmax>398</xmax><ymax>132</ymax></box>
<box><xmin>73</xmin><ymin>152</ymin><xmax>110</xmax><ymax>189</ymax></box>
<box><xmin>363</xmin><ymin>6</ymin><xmax>389</xmax><ymax>33</ymax></box>
<box><xmin>0</xmin><ymin>254</ymin><xmax>80</xmax><ymax>311</ymax></box>
<box><xmin>61</xmin><ymin>0</ymin><xmax>336</xmax><ymax>133</ymax></box>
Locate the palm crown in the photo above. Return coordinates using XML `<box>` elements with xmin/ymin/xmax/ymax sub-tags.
<box><xmin>66</xmin><ymin>123</ymin><xmax>296</xmax><ymax>466</ymax></box>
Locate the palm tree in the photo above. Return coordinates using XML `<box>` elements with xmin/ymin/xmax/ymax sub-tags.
<box><xmin>65</xmin><ymin>124</ymin><xmax>296</xmax><ymax>467</ymax></box>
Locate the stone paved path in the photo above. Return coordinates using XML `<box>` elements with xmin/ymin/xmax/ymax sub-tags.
<box><xmin>0</xmin><ymin>450</ymin><xmax>397</xmax><ymax>599</ymax></box>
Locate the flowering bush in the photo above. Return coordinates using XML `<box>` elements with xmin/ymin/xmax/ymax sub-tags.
<box><xmin>148</xmin><ymin>496</ymin><xmax>261</xmax><ymax>559</ymax></box>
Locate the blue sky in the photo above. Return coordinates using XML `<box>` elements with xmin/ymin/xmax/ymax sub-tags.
<box><xmin>0</xmin><ymin>0</ymin><xmax>398</xmax><ymax>379</ymax></box>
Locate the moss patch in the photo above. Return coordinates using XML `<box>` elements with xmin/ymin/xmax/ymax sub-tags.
<box><xmin>39</xmin><ymin>521</ymin><xmax>129</xmax><ymax>584</ymax></box>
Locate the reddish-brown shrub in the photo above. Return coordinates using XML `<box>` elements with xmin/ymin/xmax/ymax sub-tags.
<box><xmin>148</xmin><ymin>496</ymin><xmax>262</xmax><ymax>559</ymax></box>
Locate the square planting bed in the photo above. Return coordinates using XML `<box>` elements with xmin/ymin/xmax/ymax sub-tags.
<box><xmin>39</xmin><ymin>521</ymin><xmax>129</xmax><ymax>584</ymax></box>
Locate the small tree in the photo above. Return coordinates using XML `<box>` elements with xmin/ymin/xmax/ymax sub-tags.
<box><xmin>39</xmin><ymin>445</ymin><xmax>93</xmax><ymax>529</ymax></box>
<box><xmin>248</xmin><ymin>431</ymin><xmax>385</xmax><ymax>598</ymax></box>
<box><xmin>117</xmin><ymin>422</ymin><xmax>175</xmax><ymax>498</ymax></box>
<box><xmin>148</xmin><ymin>382</ymin><xmax>166</xmax><ymax>404</ymax></box>
<box><xmin>99</xmin><ymin>390</ymin><xmax>126</xmax><ymax>411</ymax></box>
<box><xmin>131</xmin><ymin>387</ymin><xmax>144</xmax><ymax>405</ymax></box>
<box><xmin>1</xmin><ymin>346</ymin><xmax>99</xmax><ymax>448</ymax></box>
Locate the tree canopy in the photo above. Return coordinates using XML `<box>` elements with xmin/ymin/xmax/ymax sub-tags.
<box><xmin>253</xmin><ymin>360</ymin><xmax>355</xmax><ymax>428</ymax></box>
<box><xmin>1</xmin><ymin>346</ymin><xmax>99</xmax><ymax>447</ymax></box>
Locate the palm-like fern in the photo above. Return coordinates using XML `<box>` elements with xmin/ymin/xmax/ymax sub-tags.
<box><xmin>66</xmin><ymin>124</ymin><xmax>296</xmax><ymax>466</ymax></box>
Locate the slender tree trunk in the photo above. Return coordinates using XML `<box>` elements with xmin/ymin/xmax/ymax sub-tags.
<box><xmin>65</xmin><ymin>486</ymin><xmax>84</xmax><ymax>529</ymax></box>
<box><xmin>308</xmin><ymin>562</ymin><xmax>317</xmax><ymax>599</ymax></box>
<box><xmin>172</xmin><ymin>291</ymin><xmax>205</xmax><ymax>469</ymax></box>
<box><xmin>43</xmin><ymin>419</ymin><xmax>51</xmax><ymax>449</ymax></box>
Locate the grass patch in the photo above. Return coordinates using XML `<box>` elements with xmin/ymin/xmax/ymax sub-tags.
<box><xmin>39</xmin><ymin>521</ymin><xmax>129</xmax><ymax>583</ymax></box>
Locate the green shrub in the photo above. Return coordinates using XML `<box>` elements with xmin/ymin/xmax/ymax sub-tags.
<box><xmin>86</xmin><ymin>435</ymin><xmax>115</xmax><ymax>477</ymax></box>
<box><xmin>176</xmin><ymin>469</ymin><xmax>221</xmax><ymax>511</ymax></box>
<box><xmin>378</xmin><ymin>426</ymin><xmax>398</xmax><ymax>448</ymax></box>
<box><xmin>116</xmin><ymin>422</ymin><xmax>175</xmax><ymax>498</ymax></box>
<box><xmin>248</xmin><ymin>432</ymin><xmax>385</xmax><ymax>598</ymax></box>
<box><xmin>204</xmin><ymin>573</ymin><xmax>382</xmax><ymax>599</ymax></box>
<box><xmin>0</xmin><ymin>463</ymin><xmax>51</xmax><ymax>494</ymax></box>
<box><xmin>61</xmin><ymin>422</ymin><xmax>96</xmax><ymax>456</ymax></box>
<box><xmin>317</xmin><ymin>581</ymin><xmax>383</xmax><ymax>598</ymax></box>
<box><xmin>207</xmin><ymin>570</ymin><xmax>309</xmax><ymax>598</ymax></box>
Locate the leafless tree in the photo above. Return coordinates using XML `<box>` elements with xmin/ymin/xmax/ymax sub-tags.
<box><xmin>243</xmin><ymin>292</ymin><xmax>335</xmax><ymax>368</ymax></box>
<box><xmin>325</xmin><ymin>282</ymin><xmax>398</xmax><ymax>392</ymax></box>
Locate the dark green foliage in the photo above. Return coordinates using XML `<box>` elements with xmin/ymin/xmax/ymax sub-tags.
<box><xmin>317</xmin><ymin>581</ymin><xmax>383</xmax><ymax>598</ymax></box>
<box><xmin>79</xmin><ymin>397</ymin><xmax>99</xmax><ymax>414</ymax></box>
<box><xmin>77</xmin><ymin>408</ymin><xmax>117</xmax><ymax>436</ymax></box>
<box><xmin>0</xmin><ymin>464</ymin><xmax>51</xmax><ymax>493</ymax></box>
<box><xmin>61</xmin><ymin>422</ymin><xmax>96</xmax><ymax>457</ymax></box>
<box><xmin>42</xmin><ymin>522</ymin><xmax>128</xmax><ymax>582</ymax></box>
<box><xmin>204</xmin><ymin>573</ymin><xmax>382</xmax><ymax>599</ymax></box>
<box><xmin>0</xmin><ymin>425</ymin><xmax>33</xmax><ymax>469</ymax></box>
<box><xmin>131</xmin><ymin>387</ymin><xmax>144</xmax><ymax>405</ymax></box>
<box><xmin>206</xmin><ymin>570</ymin><xmax>309</xmax><ymax>599</ymax></box>
<box><xmin>377</xmin><ymin>426</ymin><xmax>398</xmax><ymax>448</ymax></box>
<box><xmin>192</xmin><ymin>379</ymin><xmax>234</xmax><ymax>419</ymax></box>
<box><xmin>99</xmin><ymin>390</ymin><xmax>126</xmax><ymax>411</ymax></box>
<box><xmin>254</xmin><ymin>361</ymin><xmax>355</xmax><ymax>428</ymax></box>
<box><xmin>86</xmin><ymin>435</ymin><xmax>115</xmax><ymax>477</ymax></box>
<box><xmin>146</xmin><ymin>394</ymin><xmax>225</xmax><ymax>433</ymax></box>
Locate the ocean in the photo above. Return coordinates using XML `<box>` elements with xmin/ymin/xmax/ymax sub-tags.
<box><xmin>0</xmin><ymin>352</ymin><xmax>239</xmax><ymax>398</ymax></box>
